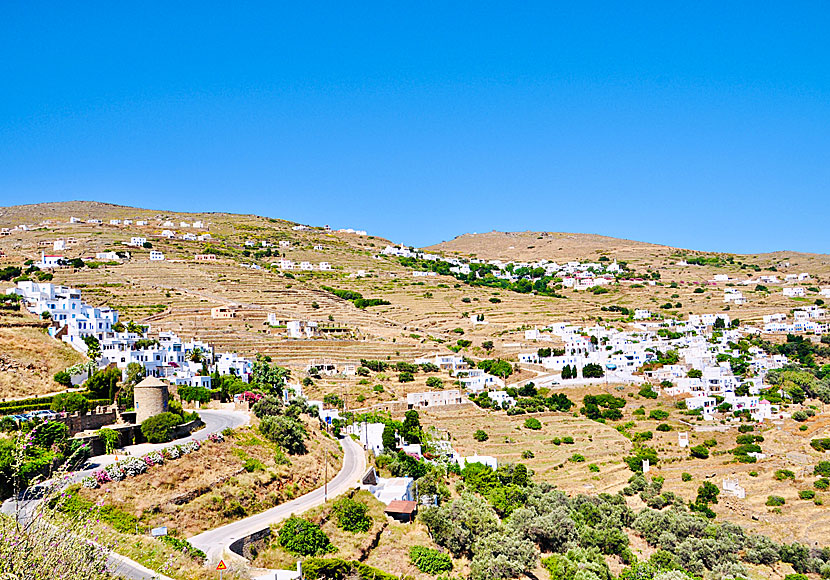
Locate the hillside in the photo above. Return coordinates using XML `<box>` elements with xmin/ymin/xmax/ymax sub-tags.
<box><xmin>2</xmin><ymin>200</ymin><xmax>830</xmax><ymax>403</ymax></box>
<box><xmin>427</xmin><ymin>230</ymin><xmax>830</xmax><ymax>272</ymax></box>
<box><xmin>0</xmin><ymin>314</ymin><xmax>86</xmax><ymax>400</ymax></box>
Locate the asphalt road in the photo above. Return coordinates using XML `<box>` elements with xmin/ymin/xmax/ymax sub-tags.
<box><xmin>189</xmin><ymin>435</ymin><xmax>367</xmax><ymax>565</ymax></box>
<box><xmin>0</xmin><ymin>408</ymin><xmax>249</xmax><ymax>580</ymax></box>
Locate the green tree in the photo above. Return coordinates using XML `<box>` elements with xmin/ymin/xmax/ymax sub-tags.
<box><xmin>382</xmin><ymin>424</ymin><xmax>397</xmax><ymax>451</ymax></box>
<box><xmin>51</xmin><ymin>392</ymin><xmax>89</xmax><ymax>414</ymax></box>
<box><xmin>251</xmin><ymin>356</ymin><xmax>290</xmax><ymax>396</ymax></box>
<box><xmin>582</xmin><ymin>363</ymin><xmax>604</xmax><ymax>379</ymax></box>
<box><xmin>82</xmin><ymin>335</ymin><xmax>101</xmax><ymax>361</ymax></box>
<box><xmin>96</xmin><ymin>428</ymin><xmax>120</xmax><ymax>454</ymax></box>
<box><xmin>259</xmin><ymin>415</ymin><xmax>308</xmax><ymax>454</ymax></box>
<box><xmin>278</xmin><ymin>517</ymin><xmax>333</xmax><ymax>556</ymax></box>
<box><xmin>474</xmin><ymin>429</ymin><xmax>489</xmax><ymax>442</ymax></box>
<box><xmin>401</xmin><ymin>410</ymin><xmax>422</xmax><ymax>444</ymax></box>
<box><xmin>333</xmin><ymin>497</ymin><xmax>372</xmax><ymax>533</ymax></box>
<box><xmin>140</xmin><ymin>412</ymin><xmax>183</xmax><ymax>443</ymax></box>
<box><xmin>53</xmin><ymin>370</ymin><xmax>72</xmax><ymax>388</ymax></box>
<box><xmin>84</xmin><ymin>367</ymin><xmax>121</xmax><ymax>401</ymax></box>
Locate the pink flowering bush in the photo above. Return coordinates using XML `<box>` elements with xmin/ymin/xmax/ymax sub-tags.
<box><xmin>93</xmin><ymin>469</ymin><xmax>112</xmax><ymax>485</ymax></box>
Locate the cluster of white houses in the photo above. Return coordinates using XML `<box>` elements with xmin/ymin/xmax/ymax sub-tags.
<box><xmin>515</xmin><ymin>314</ymin><xmax>797</xmax><ymax>421</ymax></box>
<box><xmin>272</xmin><ymin>258</ymin><xmax>332</xmax><ymax>271</ymax></box>
<box><xmin>8</xmin><ymin>282</ymin><xmax>253</xmax><ymax>388</ymax></box>
<box><xmin>762</xmin><ymin>306</ymin><xmax>827</xmax><ymax>334</ymax></box>
<box><xmin>380</xmin><ymin>245</ymin><xmax>623</xmax><ymax>285</ymax></box>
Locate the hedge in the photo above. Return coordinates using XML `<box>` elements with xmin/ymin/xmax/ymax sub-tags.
<box><xmin>0</xmin><ymin>396</ymin><xmax>55</xmax><ymax>410</ymax></box>
<box><xmin>302</xmin><ymin>558</ymin><xmax>397</xmax><ymax>580</ymax></box>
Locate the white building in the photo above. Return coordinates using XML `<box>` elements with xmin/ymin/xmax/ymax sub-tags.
<box><xmin>407</xmin><ymin>390</ymin><xmax>467</xmax><ymax>409</ymax></box>
<box><xmin>149</xmin><ymin>250</ymin><xmax>165</xmax><ymax>261</ymax></box>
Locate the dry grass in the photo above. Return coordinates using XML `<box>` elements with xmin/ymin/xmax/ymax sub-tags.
<box><xmin>0</xmin><ymin>322</ymin><xmax>86</xmax><ymax>399</ymax></box>
<box><xmin>78</xmin><ymin>419</ymin><xmax>342</xmax><ymax>537</ymax></box>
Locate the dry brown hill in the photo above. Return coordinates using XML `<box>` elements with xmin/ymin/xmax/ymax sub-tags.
<box><xmin>427</xmin><ymin>230</ymin><xmax>670</xmax><ymax>262</ymax></box>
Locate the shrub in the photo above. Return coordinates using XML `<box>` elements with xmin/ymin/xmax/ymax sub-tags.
<box><xmin>409</xmin><ymin>546</ymin><xmax>453</xmax><ymax>575</ymax></box>
<box><xmin>814</xmin><ymin>478</ymin><xmax>830</xmax><ymax>490</ymax></box>
<box><xmin>140</xmin><ymin>412</ymin><xmax>182</xmax><ymax>443</ymax></box>
<box><xmin>259</xmin><ymin>415</ymin><xmax>308</xmax><ymax>454</ymax></box>
<box><xmin>278</xmin><ymin>517</ymin><xmax>333</xmax><ymax>556</ymax></box>
<box><xmin>50</xmin><ymin>393</ymin><xmax>89</xmax><ymax>414</ymax></box>
<box><xmin>798</xmin><ymin>490</ymin><xmax>816</xmax><ymax>500</ymax></box>
<box><xmin>521</xmin><ymin>450</ymin><xmax>534</xmax><ymax>459</ymax></box>
<box><xmin>766</xmin><ymin>495</ymin><xmax>786</xmax><ymax>506</ymax></box>
<box><xmin>524</xmin><ymin>418</ymin><xmax>542</xmax><ymax>430</ymax></box>
<box><xmin>774</xmin><ymin>469</ymin><xmax>795</xmax><ymax>481</ymax></box>
<box><xmin>333</xmin><ymin>497</ymin><xmax>372</xmax><ymax>533</ymax></box>
<box><xmin>588</xmin><ymin>464</ymin><xmax>599</xmax><ymax>472</ymax></box>
<box><xmin>648</xmin><ymin>409</ymin><xmax>669</xmax><ymax>420</ymax></box>
<box><xmin>569</xmin><ymin>454</ymin><xmax>586</xmax><ymax>463</ymax></box>
<box><xmin>562</xmin><ymin>436</ymin><xmax>574</xmax><ymax>444</ymax></box>
<box><xmin>159</xmin><ymin>535</ymin><xmax>206</xmax><ymax>562</ymax></box>
<box><xmin>689</xmin><ymin>445</ymin><xmax>709</xmax><ymax>459</ymax></box>
<box><xmin>53</xmin><ymin>371</ymin><xmax>72</xmax><ymax>388</ymax></box>
<box><xmin>681</xmin><ymin>473</ymin><xmax>692</xmax><ymax>482</ymax></box>
<box><xmin>638</xmin><ymin>386</ymin><xmax>658</xmax><ymax>399</ymax></box>
<box><xmin>473</xmin><ymin>429</ymin><xmax>489</xmax><ymax>442</ymax></box>
<box><xmin>792</xmin><ymin>410</ymin><xmax>808</xmax><ymax>422</ymax></box>
<box><xmin>810</xmin><ymin>438</ymin><xmax>830</xmax><ymax>452</ymax></box>
<box><xmin>656</xmin><ymin>423</ymin><xmax>672</xmax><ymax>432</ymax></box>
<box><xmin>814</xmin><ymin>461</ymin><xmax>830</xmax><ymax>477</ymax></box>
<box><xmin>398</xmin><ymin>371</ymin><xmax>415</xmax><ymax>383</ymax></box>
<box><xmin>426</xmin><ymin>376</ymin><xmax>444</xmax><ymax>389</ymax></box>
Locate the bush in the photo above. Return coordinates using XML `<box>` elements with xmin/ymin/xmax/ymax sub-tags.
<box><xmin>50</xmin><ymin>393</ymin><xmax>89</xmax><ymax>414</ymax></box>
<box><xmin>798</xmin><ymin>490</ymin><xmax>816</xmax><ymax>500</ymax></box>
<box><xmin>814</xmin><ymin>478</ymin><xmax>830</xmax><ymax>490</ymax></box>
<box><xmin>656</xmin><ymin>423</ymin><xmax>672</xmax><ymax>432</ymax></box>
<box><xmin>53</xmin><ymin>371</ymin><xmax>72</xmax><ymax>388</ymax></box>
<box><xmin>638</xmin><ymin>386</ymin><xmax>658</xmax><ymax>399</ymax></box>
<box><xmin>681</xmin><ymin>472</ymin><xmax>692</xmax><ymax>482</ymax></box>
<box><xmin>159</xmin><ymin>535</ymin><xmax>206</xmax><ymax>562</ymax></box>
<box><xmin>278</xmin><ymin>517</ymin><xmax>334</xmax><ymax>556</ymax></box>
<box><xmin>810</xmin><ymin>438</ymin><xmax>830</xmax><ymax>452</ymax></box>
<box><xmin>259</xmin><ymin>415</ymin><xmax>308</xmax><ymax>454</ymax></box>
<box><xmin>648</xmin><ymin>409</ymin><xmax>669</xmax><ymax>420</ymax></box>
<box><xmin>792</xmin><ymin>410</ymin><xmax>808</xmax><ymax>422</ymax></box>
<box><xmin>426</xmin><ymin>376</ymin><xmax>444</xmax><ymax>389</ymax></box>
<box><xmin>569</xmin><ymin>454</ymin><xmax>586</xmax><ymax>463</ymax></box>
<box><xmin>473</xmin><ymin>429</ymin><xmax>489</xmax><ymax>442</ymax></box>
<box><xmin>333</xmin><ymin>497</ymin><xmax>372</xmax><ymax>533</ymax></box>
<box><xmin>521</xmin><ymin>450</ymin><xmax>534</xmax><ymax>459</ymax></box>
<box><xmin>140</xmin><ymin>412</ymin><xmax>183</xmax><ymax>443</ymax></box>
<box><xmin>523</xmin><ymin>418</ymin><xmax>542</xmax><ymax>430</ymax></box>
<box><xmin>774</xmin><ymin>469</ymin><xmax>795</xmax><ymax>481</ymax></box>
<box><xmin>398</xmin><ymin>371</ymin><xmax>415</xmax><ymax>383</ymax></box>
<box><xmin>409</xmin><ymin>546</ymin><xmax>453</xmax><ymax>575</ymax></box>
<box><xmin>814</xmin><ymin>461</ymin><xmax>830</xmax><ymax>477</ymax></box>
<box><xmin>689</xmin><ymin>445</ymin><xmax>709</xmax><ymax>459</ymax></box>
<box><xmin>766</xmin><ymin>495</ymin><xmax>786</xmax><ymax>506</ymax></box>
<box><xmin>562</xmin><ymin>436</ymin><xmax>574</xmax><ymax>444</ymax></box>
<box><xmin>303</xmin><ymin>559</ymin><xmax>397</xmax><ymax>580</ymax></box>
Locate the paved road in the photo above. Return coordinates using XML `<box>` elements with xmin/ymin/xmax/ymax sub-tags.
<box><xmin>189</xmin><ymin>435</ymin><xmax>367</xmax><ymax>565</ymax></box>
<box><xmin>0</xmin><ymin>408</ymin><xmax>248</xmax><ymax>580</ymax></box>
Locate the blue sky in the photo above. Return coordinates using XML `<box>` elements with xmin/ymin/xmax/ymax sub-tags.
<box><xmin>1</xmin><ymin>3</ymin><xmax>828</xmax><ymax>252</ymax></box>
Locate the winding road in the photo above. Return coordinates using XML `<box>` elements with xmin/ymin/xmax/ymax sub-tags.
<box><xmin>2</xmin><ymin>408</ymin><xmax>366</xmax><ymax>578</ymax></box>
<box><xmin>1</xmin><ymin>408</ymin><xmax>250</xmax><ymax>580</ymax></box>
<box><xmin>189</xmin><ymin>434</ymin><xmax>366</xmax><ymax>565</ymax></box>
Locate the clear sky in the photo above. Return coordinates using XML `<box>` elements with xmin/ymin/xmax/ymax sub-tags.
<box><xmin>1</xmin><ymin>3</ymin><xmax>828</xmax><ymax>253</ymax></box>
